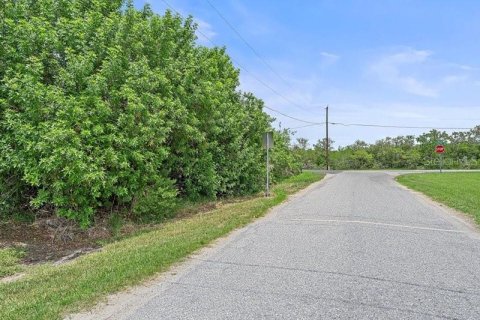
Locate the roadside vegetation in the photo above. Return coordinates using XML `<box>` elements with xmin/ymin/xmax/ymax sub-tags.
<box><xmin>0</xmin><ymin>1</ymin><xmax>301</xmax><ymax>228</ymax></box>
<box><xmin>0</xmin><ymin>172</ymin><xmax>323</xmax><ymax>320</ymax></box>
<box><xmin>0</xmin><ymin>0</ymin><xmax>307</xmax><ymax>311</ymax></box>
<box><xmin>396</xmin><ymin>172</ymin><xmax>480</xmax><ymax>224</ymax></box>
<box><xmin>292</xmin><ymin>128</ymin><xmax>480</xmax><ymax>170</ymax></box>
<box><xmin>0</xmin><ymin>248</ymin><xmax>25</xmax><ymax>278</ymax></box>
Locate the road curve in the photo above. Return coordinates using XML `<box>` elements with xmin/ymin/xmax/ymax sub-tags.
<box><xmin>71</xmin><ymin>172</ymin><xmax>480</xmax><ymax>320</ymax></box>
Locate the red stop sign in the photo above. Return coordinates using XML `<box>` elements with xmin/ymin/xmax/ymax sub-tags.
<box><xmin>435</xmin><ymin>145</ymin><xmax>445</xmax><ymax>153</ymax></box>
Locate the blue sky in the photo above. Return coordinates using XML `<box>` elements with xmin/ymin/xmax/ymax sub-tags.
<box><xmin>134</xmin><ymin>0</ymin><xmax>480</xmax><ymax>147</ymax></box>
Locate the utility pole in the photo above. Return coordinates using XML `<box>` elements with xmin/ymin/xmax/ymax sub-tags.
<box><xmin>266</xmin><ymin>133</ymin><xmax>270</xmax><ymax>196</ymax></box>
<box><xmin>325</xmin><ymin>105</ymin><xmax>329</xmax><ymax>171</ymax></box>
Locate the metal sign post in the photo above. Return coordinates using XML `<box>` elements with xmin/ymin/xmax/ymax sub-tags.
<box><xmin>435</xmin><ymin>144</ymin><xmax>445</xmax><ymax>173</ymax></box>
<box><xmin>263</xmin><ymin>132</ymin><xmax>274</xmax><ymax>197</ymax></box>
<box><xmin>266</xmin><ymin>135</ymin><xmax>270</xmax><ymax>196</ymax></box>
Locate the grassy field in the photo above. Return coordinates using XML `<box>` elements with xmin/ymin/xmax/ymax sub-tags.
<box><xmin>0</xmin><ymin>248</ymin><xmax>24</xmax><ymax>278</ymax></box>
<box><xmin>396</xmin><ymin>172</ymin><xmax>480</xmax><ymax>224</ymax></box>
<box><xmin>0</xmin><ymin>172</ymin><xmax>323</xmax><ymax>320</ymax></box>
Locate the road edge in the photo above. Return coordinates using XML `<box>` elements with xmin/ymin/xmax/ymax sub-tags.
<box><xmin>393</xmin><ymin>176</ymin><xmax>480</xmax><ymax>235</ymax></box>
<box><xmin>66</xmin><ymin>174</ymin><xmax>333</xmax><ymax>320</ymax></box>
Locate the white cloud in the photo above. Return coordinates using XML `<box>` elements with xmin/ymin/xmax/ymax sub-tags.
<box><xmin>459</xmin><ymin>64</ymin><xmax>475</xmax><ymax>71</ymax></box>
<box><xmin>320</xmin><ymin>51</ymin><xmax>340</xmax><ymax>61</ymax></box>
<box><xmin>390</xmin><ymin>110</ymin><xmax>428</xmax><ymax>119</ymax></box>
<box><xmin>195</xmin><ymin>18</ymin><xmax>216</xmax><ymax>45</ymax></box>
<box><xmin>449</xmin><ymin>63</ymin><xmax>479</xmax><ymax>72</ymax></box>
<box><xmin>228</xmin><ymin>0</ymin><xmax>275</xmax><ymax>36</ymax></box>
<box><xmin>320</xmin><ymin>51</ymin><xmax>340</xmax><ymax>67</ymax></box>
<box><xmin>442</xmin><ymin>74</ymin><xmax>468</xmax><ymax>84</ymax></box>
<box><xmin>369</xmin><ymin>48</ymin><xmax>438</xmax><ymax>97</ymax></box>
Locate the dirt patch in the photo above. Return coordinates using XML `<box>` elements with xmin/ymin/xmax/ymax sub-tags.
<box><xmin>0</xmin><ymin>196</ymin><xmax>256</xmax><ymax>266</ymax></box>
<box><xmin>0</xmin><ymin>218</ymin><xmax>109</xmax><ymax>264</ymax></box>
<box><xmin>0</xmin><ymin>272</ymin><xmax>26</xmax><ymax>284</ymax></box>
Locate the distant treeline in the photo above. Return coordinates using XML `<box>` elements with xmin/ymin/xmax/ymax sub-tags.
<box><xmin>293</xmin><ymin>127</ymin><xmax>480</xmax><ymax>170</ymax></box>
<box><xmin>0</xmin><ymin>1</ymin><xmax>301</xmax><ymax>226</ymax></box>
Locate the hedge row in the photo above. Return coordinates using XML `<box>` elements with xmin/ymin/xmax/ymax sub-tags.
<box><xmin>0</xmin><ymin>0</ymin><xmax>301</xmax><ymax>226</ymax></box>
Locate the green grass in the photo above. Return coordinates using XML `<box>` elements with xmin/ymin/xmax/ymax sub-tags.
<box><xmin>396</xmin><ymin>172</ymin><xmax>480</xmax><ymax>224</ymax></box>
<box><xmin>0</xmin><ymin>248</ymin><xmax>25</xmax><ymax>278</ymax></box>
<box><xmin>0</xmin><ymin>172</ymin><xmax>323</xmax><ymax>320</ymax></box>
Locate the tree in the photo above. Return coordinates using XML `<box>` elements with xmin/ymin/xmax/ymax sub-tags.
<box><xmin>270</xmin><ymin>130</ymin><xmax>302</xmax><ymax>180</ymax></box>
<box><xmin>313</xmin><ymin>138</ymin><xmax>334</xmax><ymax>168</ymax></box>
<box><xmin>294</xmin><ymin>128</ymin><xmax>480</xmax><ymax>170</ymax></box>
<box><xmin>0</xmin><ymin>1</ymin><xmax>301</xmax><ymax>225</ymax></box>
<box><xmin>294</xmin><ymin>138</ymin><xmax>309</xmax><ymax>150</ymax></box>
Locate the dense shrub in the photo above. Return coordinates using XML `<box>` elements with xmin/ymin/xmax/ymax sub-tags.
<box><xmin>0</xmin><ymin>1</ymin><xmax>300</xmax><ymax>226</ymax></box>
<box><xmin>270</xmin><ymin>130</ymin><xmax>302</xmax><ymax>182</ymax></box>
<box><xmin>132</xmin><ymin>179</ymin><xmax>178</xmax><ymax>221</ymax></box>
<box><xmin>294</xmin><ymin>128</ymin><xmax>480</xmax><ymax>170</ymax></box>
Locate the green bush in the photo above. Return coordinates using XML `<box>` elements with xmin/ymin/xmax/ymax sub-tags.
<box><xmin>0</xmin><ymin>1</ymin><xmax>301</xmax><ymax>226</ymax></box>
<box><xmin>270</xmin><ymin>130</ymin><xmax>302</xmax><ymax>181</ymax></box>
<box><xmin>132</xmin><ymin>179</ymin><xmax>178</xmax><ymax>221</ymax></box>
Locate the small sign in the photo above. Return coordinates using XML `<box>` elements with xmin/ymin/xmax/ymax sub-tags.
<box><xmin>435</xmin><ymin>145</ymin><xmax>445</xmax><ymax>154</ymax></box>
<box><xmin>263</xmin><ymin>132</ymin><xmax>274</xmax><ymax>149</ymax></box>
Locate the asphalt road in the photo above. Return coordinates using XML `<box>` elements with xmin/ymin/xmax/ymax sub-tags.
<box><xmin>73</xmin><ymin>172</ymin><xmax>480</xmax><ymax>320</ymax></box>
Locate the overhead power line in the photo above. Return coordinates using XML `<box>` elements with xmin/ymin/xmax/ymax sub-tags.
<box><xmin>284</xmin><ymin>119</ymin><xmax>474</xmax><ymax>131</ymax></box>
<box><xmin>205</xmin><ymin>0</ymin><xmax>316</xmax><ymax>112</ymax></box>
<box><xmin>330</xmin><ymin>122</ymin><xmax>472</xmax><ymax>130</ymax></box>
<box><xmin>154</xmin><ymin>2</ymin><xmax>476</xmax><ymax>134</ymax></box>
<box><xmin>263</xmin><ymin>106</ymin><xmax>324</xmax><ymax>125</ymax></box>
<box><xmin>289</xmin><ymin>123</ymin><xmax>325</xmax><ymax>130</ymax></box>
<box><xmin>161</xmin><ymin>0</ymin><xmax>215</xmax><ymax>45</ymax></box>
<box><xmin>241</xmin><ymin>71</ymin><xmax>315</xmax><ymax>114</ymax></box>
<box><xmin>160</xmin><ymin>0</ymin><xmax>321</xmax><ymax>124</ymax></box>
<box><xmin>204</xmin><ymin>0</ymin><xmax>302</xmax><ymax>95</ymax></box>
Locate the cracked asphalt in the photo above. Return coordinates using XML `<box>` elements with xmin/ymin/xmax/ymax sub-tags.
<box><xmin>72</xmin><ymin>172</ymin><xmax>480</xmax><ymax>320</ymax></box>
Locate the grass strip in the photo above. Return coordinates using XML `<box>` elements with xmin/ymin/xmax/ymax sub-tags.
<box><xmin>396</xmin><ymin>172</ymin><xmax>480</xmax><ymax>224</ymax></box>
<box><xmin>0</xmin><ymin>172</ymin><xmax>323</xmax><ymax>320</ymax></box>
<box><xmin>0</xmin><ymin>248</ymin><xmax>25</xmax><ymax>278</ymax></box>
